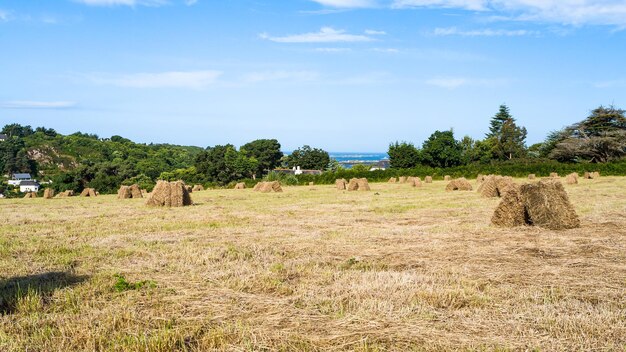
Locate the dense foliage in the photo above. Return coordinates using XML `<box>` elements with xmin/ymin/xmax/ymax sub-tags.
<box><xmin>388</xmin><ymin>142</ymin><xmax>420</xmax><ymax>169</ymax></box>
<box><xmin>241</xmin><ymin>139</ymin><xmax>283</xmax><ymax>177</ymax></box>
<box><xmin>284</xmin><ymin>145</ymin><xmax>330</xmax><ymax>170</ymax></box>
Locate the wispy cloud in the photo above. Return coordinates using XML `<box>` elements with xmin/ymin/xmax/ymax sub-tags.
<box><xmin>242</xmin><ymin>71</ymin><xmax>319</xmax><ymax>84</ymax></box>
<box><xmin>425</xmin><ymin>77</ymin><xmax>507</xmax><ymax>89</ymax></box>
<box><xmin>310</xmin><ymin>0</ymin><xmax>626</xmax><ymax>27</ymax></box>
<box><xmin>88</xmin><ymin>70</ymin><xmax>222</xmax><ymax>88</ymax></box>
<box><xmin>0</xmin><ymin>101</ymin><xmax>78</xmax><ymax>109</ymax></box>
<box><xmin>310</xmin><ymin>0</ymin><xmax>378</xmax><ymax>8</ymax></box>
<box><xmin>432</xmin><ymin>26</ymin><xmax>538</xmax><ymax>36</ymax></box>
<box><xmin>364</xmin><ymin>29</ymin><xmax>387</xmax><ymax>35</ymax></box>
<box><xmin>260</xmin><ymin>27</ymin><xmax>375</xmax><ymax>43</ymax></box>
<box><xmin>314</xmin><ymin>47</ymin><xmax>353</xmax><ymax>52</ymax></box>
<box><xmin>593</xmin><ymin>79</ymin><xmax>626</xmax><ymax>88</ymax></box>
<box><xmin>0</xmin><ymin>10</ymin><xmax>10</xmax><ymax>22</ymax></box>
<box><xmin>371</xmin><ymin>47</ymin><xmax>400</xmax><ymax>53</ymax></box>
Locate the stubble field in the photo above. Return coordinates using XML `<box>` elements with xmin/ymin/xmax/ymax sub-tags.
<box><xmin>1</xmin><ymin>177</ymin><xmax>625</xmax><ymax>351</ymax></box>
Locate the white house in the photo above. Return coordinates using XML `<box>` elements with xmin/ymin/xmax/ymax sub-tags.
<box><xmin>19</xmin><ymin>180</ymin><xmax>40</xmax><ymax>193</ymax></box>
<box><xmin>0</xmin><ymin>134</ymin><xmax>7</xmax><ymax>142</ymax></box>
<box><xmin>8</xmin><ymin>173</ymin><xmax>32</xmax><ymax>186</ymax></box>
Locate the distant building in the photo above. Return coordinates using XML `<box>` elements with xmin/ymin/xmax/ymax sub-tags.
<box><xmin>370</xmin><ymin>159</ymin><xmax>390</xmax><ymax>171</ymax></box>
<box><xmin>0</xmin><ymin>134</ymin><xmax>7</xmax><ymax>142</ymax></box>
<box><xmin>274</xmin><ymin>166</ymin><xmax>323</xmax><ymax>176</ymax></box>
<box><xmin>19</xmin><ymin>180</ymin><xmax>40</xmax><ymax>193</ymax></box>
<box><xmin>8</xmin><ymin>173</ymin><xmax>33</xmax><ymax>186</ymax></box>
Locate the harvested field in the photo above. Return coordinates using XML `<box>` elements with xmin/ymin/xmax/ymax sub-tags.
<box><xmin>1</xmin><ymin>177</ymin><xmax>625</xmax><ymax>351</ymax></box>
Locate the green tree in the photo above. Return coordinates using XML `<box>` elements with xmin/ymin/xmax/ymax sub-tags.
<box><xmin>240</xmin><ymin>139</ymin><xmax>283</xmax><ymax>177</ymax></box>
<box><xmin>195</xmin><ymin>144</ymin><xmax>258</xmax><ymax>184</ymax></box>
<box><xmin>549</xmin><ymin>105</ymin><xmax>626</xmax><ymax>163</ymax></box>
<box><xmin>486</xmin><ymin>105</ymin><xmax>527</xmax><ymax>160</ymax></box>
<box><xmin>285</xmin><ymin>145</ymin><xmax>330</xmax><ymax>170</ymax></box>
<box><xmin>388</xmin><ymin>141</ymin><xmax>420</xmax><ymax>168</ymax></box>
<box><xmin>421</xmin><ymin>130</ymin><xmax>463</xmax><ymax>168</ymax></box>
<box><xmin>2</xmin><ymin>123</ymin><xmax>34</xmax><ymax>138</ymax></box>
<box><xmin>459</xmin><ymin>136</ymin><xmax>493</xmax><ymax>164</ymax></box>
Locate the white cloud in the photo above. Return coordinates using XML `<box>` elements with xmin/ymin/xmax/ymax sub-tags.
<box><xmin>311</xmin><ymin>0</ymin><xmax>626</xmax><ymax>27</ymax></box>
<box><xmin>0</xmin><ymin>101</ymin><xmax>77</xmax><ymax>109</ymax></box>
<box><xmin>74</xmin><ymin>0</ymin><xmax>168</xmax><ymax>6</ymax></box>
<box><xmin>260</xmin><ymin>27</ymin><xmax>374</xmax><ymax>43</ymax></box>
<box><xmin>593</xmin><ymin>79</ymin><xmax>626</xmax><ymax>88</ymax></box>
<box><xmin>243</xmin><ymin>71</ymin><xmax>319</xmax><ymax>84</ymax></box>
<box><xmin>426</xmin><ymin>77</ymin><xmax>507</xmax><ymax>89</ymax></box>
<box><xmin>364</xmin><ymin>29</ymin><xmax>387</xmax><ymax>35</ymax></box>
<box><xmin>432</xmin><ymin>26</ymin><xmax>537</xmax><ymax>36</ymax></box>
<box><xmin>314</xmin><ymin>47</ymin><xmax>353</xmax><ymax>52</ymax></box>
<box><xmin>89</xmin><ymin>70</ymin><xmax>222</xmax><ymax>88</ymax></box>
<box><xmin>372</xmin><ymin>47</ymin><xmax>400</xmax><ymax>53</ymax></box>
<box><xmin>184</xmin><ymin>0</ymin><xmax>197</xmax><ymax>5</ymax></box>
<box><xmin>0</xmin><ymin>10</ymin><xmax>10</xmax><ymax>22</ymax></box>
<box><xmin>310</xmin><ymin>0</ymin><xmax>377</xmax><ymax>8</ymax></box>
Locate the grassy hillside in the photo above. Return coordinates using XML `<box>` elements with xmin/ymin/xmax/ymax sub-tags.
<box><xmin>1</xmin><ymin>177</ymin><xmax>624</xmax><ymax>350</ymax></box>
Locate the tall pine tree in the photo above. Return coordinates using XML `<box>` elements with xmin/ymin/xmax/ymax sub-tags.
<box><xmin>486</xmin><ymin>104</ymin><xmax>528</xmax><ymax>160</ymax></box>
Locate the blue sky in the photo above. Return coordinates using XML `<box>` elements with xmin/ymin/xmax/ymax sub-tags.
<box><xmin>1</xmin><ymin>0</ymin><xmax>625</xmax><ymax>152</ymax></box>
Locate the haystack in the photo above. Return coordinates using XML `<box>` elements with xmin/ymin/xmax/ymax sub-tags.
<box><xmin>477</xmin><ymin>174</ymin><xmax>485</xmax><ymax>182</ymax></box>
<box><xmin>336</xmin><ymin>178</ymin><xmax>347</xmax><ymax>190</ymax></box>
<box><xmin>444</xmin><ymin>175</ymin><xmax>451</xmax><ymax>181</ymax></box>
<box><xmin>388</xmin><ymin>177</ymin><xmax>397</xmax><ymax>183</ymax></box>
<box><xmin>234</xmin><ymin>182</ymin><xmax>246</xmax><ymax>189</ymax></box>
<box><xmin>583</xmin><ymin>172</ymin><xmax>591</xmax><ymax>179</ymax></box>
<box><xmin>347</xmin><ymin>178</ymin><xmax>370</xmax><ymax>191</ymax></box>
<box><xmin>407</xmin><ymin>177</ymin><xmax>422</xmax><ymax>187</ymax></box>
<box><xmin>477</xmin><ymin>175</ymin><xmax>514</xmax><ymax>198</ymax></box>
<box><xmin>192</xmin><ymin>184</ymin><xmax>204</xmax><ymax>192</ymax></box>
<box><xmin>23</xmin><ymin>192</ymin><xmax>37</xmax><ymax>199</ymax></box>
<box><xmin>145</xmin><ymin>180</ymin><xmax>193</xmax><ymax>207</ymax></box>
<box><xmin>185</xmin><ymin>185</ymin><xmax>193</xmax><ymax>193</ymax></box>
<box><xmin>528</xmin><ymin>174</ymin><xmax>536</xmax><ymax>180</ymax></box>
<box><xmin>398</xmin><ymin>176</ymin><xmax>407</xmax><ymax>183</ymax></box>
<box><xmin>445</xmin><ymin>178</ymin><xmax>473</xmax><ymax>191</ymax></box>
<box><xmin>80</xmin><ymin>188</ymin><xmax>97</xmax><ymax>197</ymax></box>
<box><xmin>491</xmin><ymin>179</ymin><xmax>580</xmax><ymax>230</ymax></box>
<box><xmin>592</xmin><ymin>171</ymin><xmax>600</xmax><ymax>179</ymax></box>
<box><xmin>550</xmin><ymin>172</ymin><xmax>559</xmax><ymax>178</ymax></box>
<box><xmin>309</xmin><ymin>182</ymin><xmax>314</xmax><ymax>186</ymax></box>
<box><xmin>129</xmin><ymin>184</ymin><xmax>142</xmax><ymax>198</ymax></box>
<box><xmin>43</xmin><ymin>189</ymin><xmax>55</xmax><ymax>199</ymax></box>
<box><xmin>117</xmin><ymin>185</ymin><xmax>131</xmax><ymax>199</ymax></box>
<box><xmin>56</xmin><ymin>190</ymin><xmax>74</xmax><ymax>198</ymax></box>
<box><xmin>565</xmin><ymin>173</ymin><xmax>578</xmax><ymax>185</ymax></box>
<box><xmin>425</xmin><ymin>176</ymin><xmax>433</xmax><ymax>183</ymax></box>
<box><xmin>253</xmin><ymin>181</ymin><xmax>282</xmax><ymax>193</ymax></box>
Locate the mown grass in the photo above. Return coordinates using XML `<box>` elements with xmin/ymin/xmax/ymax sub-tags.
<box><xmin>1</xmin><ymin>177</ymin><xmax>625</xmax><ymax>351</ymax></box>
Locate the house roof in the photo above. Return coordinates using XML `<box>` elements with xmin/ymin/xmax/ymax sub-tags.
<box><xmin>12</xmin><ymin>173</ymin><xmax>32</xmax><ymax>179</ymax></box>
<box><xmin>20</xmin><ymin>180</ymin><xmax>40</xmax><ymax>186</ymax></box>
<box><xmin>0</xmin><ymin>134</ymin><xmax>7</xmax><ymax>139</ymax></box>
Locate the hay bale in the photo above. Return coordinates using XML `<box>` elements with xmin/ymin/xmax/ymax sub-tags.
<box><xmin>356</xmin><ymin>178</ymin><xmax>370</xmax><ymax>191</ymax></box>
<box><xmin>592</xmin><ymin>171</ymin><xmax>600</xmax><ymax>179</ymax></box>
<box><xmin>129</xmin><ymin>184</ymin><xmax>142</xmax><ymax>198</ymax></box>
<box><xmin>185</xmin><ymin>185</ymin><xmax>193</xmax><ymax>193</ymax></box>
<box><xmin>550</xmin><ymin>172</ymin><xmax>559</xmax><ymax>178</ymax></box>
<box><xmin>491</xmin><ymin>184</ymin><xmax>526</xmax><ymax>227</ymax></box>
<box><xmin>192</xmin><ymin>184</ymin><xmax>204</xmax><ymax>192</ymax></box>
<box><xmin>477</xmin><ymin>174</ymin><xmax>485</xmax><ymax>183</ymax></box>
<box><xmin>234</xmin><ymin>182</ymin><xmax>246</xmax><ymax>189</ymax></box>
<box><xmin>528</xmin><ymin>174</ymin><xmax>536</xmax><ymax>180</ymax></box>
<box><xmin>388</xmin><ymin>177</ymin><xmax>397</xmax><ymax>183</ymax></box>
<box><xmin>583</xmin><ymin>172</ymin><xmax>591</xmax><ymax>179</ymax></box>
<box><xmin>407</xmin><ymin>177</ymin><xmax>422</xmax><ymax>187</ymax></box>
<box><xmin>80</xmin><ymin>188</ymin><xmax>97</xmax><ymax>197</ymax></box>
<box><xmin>398</xmin><ymin>176</ymin><xmax>407</xmax><ymax>183</ymax></box>
<box><xmin>347</xmin><ymin>178</ymin><xmax>359</xmax><ymax>191</ymax></box>
<box><xmin>254</xmin><ymin>181</ymin><xmax>282</xmax><ymax>193</ymax></box>
<box><xmin>23</xmin><ymin>192</ymin><xmax>37</xmax><ymax>199</ymax></box>
<box><xmin>117</xmin><ymin>185</ymin><xmax>131</xmax><ymax>199</ymax></box>
<box><xmin>478</xmin><ymin>175</ymin><xmax>515</xmax><ymax>198</ymax></box>
<box><xmin>425</xmin><ymin>176</ymin><xmax>433</xmax><ymax>183</ymax></box>
<box><xmin>444</xmin><ymin>175</ymin><xmax>451</xmax><ymax>181</ymax></box>
<box><xmin>43</xmin><ymin>188</ymin><xmax>55</xmax><ymax>199</ymax></box>
<box><xmin>565</xmin><ymin>173</ymin><xmax>578</xmax><ymax>185</ymax></box>
<box><xmin>56</xmin><ymin>190</ymin><xmax>74</xmax><ymax>198</ymax></box>
<box><xmin>145</xmin><ymin>180</ymin><xmax>193</xmax><ymax>207</ymax></box>
<box><xmin>309</xmin><ymin>182</ymin><xmax>314</xmax><ymax>186</ymax></box>
<box><xmin>492</xmin><ymin>179</ymin><xmax>580</xmax><ymax>230</ymax></box>
<box><xmin>253</xmin><ymin>182</ymin><xmax>263</xmax><ymax>191</ymax></box>
<box><xmin>335</xmin><ymin>178</ymin><xmax>347</xmax><ymax>190</ymax></box>
<box><xmin>445</xmin><ymin>178</ymin><xmax>473</xmax><ymax>191</ymax></box>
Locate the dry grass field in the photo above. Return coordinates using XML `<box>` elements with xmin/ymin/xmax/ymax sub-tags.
<box><xmin>1</xmin><ymin>177</ymin><xmax>625</xmax><ymax>351</ymax></box>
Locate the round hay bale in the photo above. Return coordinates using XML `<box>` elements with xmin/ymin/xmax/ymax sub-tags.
<box><xmin>234</xmin><ymin>182</ymin><xmax>246</xmax><ymax>189</ymax></box>
<box><xmin>445</xmin><ymin>178</ymin><xmax>472</xmax><ymax>191</ymax></box>
<box><xmin>43</xmin><ymin>188</ymin><xmax>55</xmax><ymax>199</ymax></box>
<box><xmin>146</xmin><ymin>180</ymin><xmax>193</xmax><ymax>207</ymax></box>
<box><xmin>388</xmin><ymin>177</ymin><xmax>397</xmax><ymax>183</ymax></box>
<box><xmin>528</xmin><ymin>174</ymin><xmax>536</xmax><ymax>180</ymax></box>
<box><xmin>335</xmin><ymin>179</ymin><xmax>347</xmax><ymax>190</ymax></box>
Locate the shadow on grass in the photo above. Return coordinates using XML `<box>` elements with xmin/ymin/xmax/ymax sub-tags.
<box><xmin>0</xmin><ymin>271</ymin><xmax>88</xmax><ymax>314</ymax></box>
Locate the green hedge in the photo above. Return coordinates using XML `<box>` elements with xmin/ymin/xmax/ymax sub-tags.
<box><xmin>294</xmin><ymin>159</ymin><xmax>626</xmax><ymax>185</ymax></box>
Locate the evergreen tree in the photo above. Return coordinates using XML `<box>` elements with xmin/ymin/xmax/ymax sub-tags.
<box><xmin>421</xmin><ymin>130</ymin><xmax>463</xmax><ymax>168</ymax></box>
<box><xmin>387</xmin><ymin>141</ymin><xmax>420</xmax><ymax>169</ymax></box>
<box><xmin>486</xmin><ymin>105</ymin><xmax>512</xmax><ymax>139</ymax></box>
<box><xmin>486</xmin><ymin>105</ymin><xmax>528</xmax><ymax>160</ymax></box>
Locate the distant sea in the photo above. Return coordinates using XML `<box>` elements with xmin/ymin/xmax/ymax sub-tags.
<box><xmin>329</xmin><ymin>152</ymin><xmax>388</xmax><ymax>168</ymax></box>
